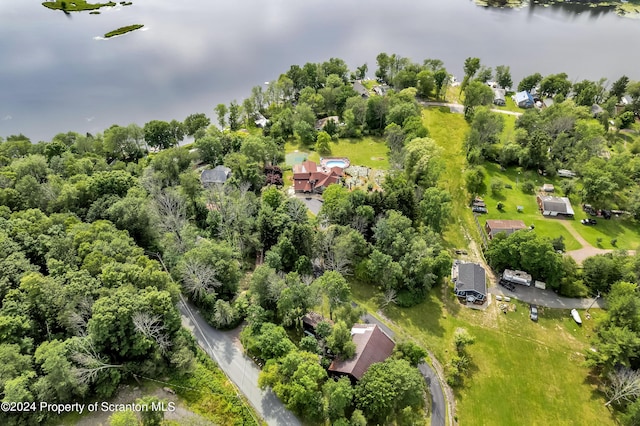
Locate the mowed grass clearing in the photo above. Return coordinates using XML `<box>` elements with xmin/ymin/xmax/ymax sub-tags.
<box><xmin>422</xmin><ymin>107</ymin><xmax>474</xmax><ymax>249</ymax></box>
<box><xmin>350</xmin><ymin>279</ymin><xmax>616</xmax><ymax>426</ymax></box>
<box><xmin>285</xmin><ymin>136</ymin><xmax>390</xmax><ymax>170</ymax></box>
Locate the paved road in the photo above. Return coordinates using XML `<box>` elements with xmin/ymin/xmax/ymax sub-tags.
<box><xmin>178</xmin><ymin>298</ymin><xmax>301</xmax><ymax>426</ymax></box>
<box><xmin>418</xmin><ymin>363</ymin><xmax>446</xmax><ymax>426</ymax></box>
<box><xmin>489</xmin><ymin>284</ymin><xmax>605</xmax><ymax>309</ymax></box>
<box><xmin>361</xmin><ymin>311</ymin><xmax>447</xmax><ymax>426</ymax></box>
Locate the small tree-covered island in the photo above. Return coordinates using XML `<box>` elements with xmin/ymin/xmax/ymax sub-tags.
<box><xmin>2</xmin><ymin>53</ymin><xmax>640</xmax><ymax>425</ymax></box>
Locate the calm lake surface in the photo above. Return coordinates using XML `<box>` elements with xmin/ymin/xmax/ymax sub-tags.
<box><xmin>1</xmin><ymin>0</ymin><xmax>638</xmax><ymax>141</ymax></box>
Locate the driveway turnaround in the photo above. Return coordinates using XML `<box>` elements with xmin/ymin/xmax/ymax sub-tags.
<box><xmin>178</xmin><ymin>298</ymin><xmax>301</xmax><ymax>426</ymax></box>
<box><xmin>489</xmin><ymin>285</ymin><xmax>605</xmax><ymax>309</ymax></box>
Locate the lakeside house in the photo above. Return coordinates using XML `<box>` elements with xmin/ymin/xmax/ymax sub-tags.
<box><xmin>536</xmin><ymin>195</ymin><xmax>575</xmax><ymax>217</ymax></box>
<box><xmin>515</xmin><ymin>91</ymin><xmax>534</xmax><ymax>108</ymax></box>
<box><xmin>485</xmin><ymin>219</ymin><xmax>527</xmax><ymax>240</ymax></box>
<box><xmin>352</xmin><ymin>81</ymin><xmax>370</xmax><ymax>98</ymax></box>
<box><xmin>328</xmin><ymin>324</ymin><xmax>395</xmax><ymax>383</ymax></box>
<box><xmin>201</xmin><ymin>165</ymin><xmax>231</xmax><ymax>187</ymax></box>
<box><xmin>451</xmin><ymin>260</ymin><xmax>487</xmax><ymax>304</ymax></box>
<box><xmin>293</xmin><ymin>160</ymin><xmax>342</xmax><ymax>193</ymax></box>
<box><xmin>493</xmin><ymin>88</ymin><xmax>506</xmax><ymax>106</ymax></box>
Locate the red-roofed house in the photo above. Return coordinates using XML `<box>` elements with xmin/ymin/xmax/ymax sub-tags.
<box><xmin>328</xmin><ymin>324</ymin><xmax>395</xmax><ymax>383</ymax></box>
<box><xmin>293</xmin><ymin>160</ymin><xmax>342</xmax><ymax>193</ymax></box>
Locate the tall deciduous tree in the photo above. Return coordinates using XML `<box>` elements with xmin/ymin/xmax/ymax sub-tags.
<box><xmin>495</xmin><ymin>65</ymin><xmax>513</xmax><ymax>90</ymax></box>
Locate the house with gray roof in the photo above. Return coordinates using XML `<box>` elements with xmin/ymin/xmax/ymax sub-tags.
<box><xmin>451</xmin><ymin>260</ymin><xmax>487</xmax><ymax>304</ymax></box>
<box><xmin>493</xmin><ymin>88</ymin><xmax>506</xmax><ymax>106</ymax></box>
<box><xmin>352</xmin><ymin>81</ymin><xmax>370</xmax><ymax>98</ymax></box>
<box><xmin>536</xmin><ymin>195</ymin><xmax>574</xmax><ymax>217</ymax></box>
<box><xmin>200</xmin><ymin>165</ymin><xmax>231</xmax><ymax>187</ymax></box>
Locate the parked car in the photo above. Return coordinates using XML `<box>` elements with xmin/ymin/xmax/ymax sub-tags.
<box><xmin>580</xmin><ymin>218</ymin><xmax>597</xmax><ymax>225</ymax></box>
<box><xmin>530</xmin><ymin>304</ymin><xmax>538</xmax><ymax>322</ymax></box>
<box><xmin>472</xmin><ymin>206</ymin><xmax>488</xmax><ymax>214</ymax></box>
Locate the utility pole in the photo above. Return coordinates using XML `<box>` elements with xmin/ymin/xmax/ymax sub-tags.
<box><xmin>586</xmin><ymin>291</ymin><xmax>601</xmax><ymax>316</ymax></box>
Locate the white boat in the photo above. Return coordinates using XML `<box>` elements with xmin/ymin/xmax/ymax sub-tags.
<box><xmin>571</xmin><ymin>309</ymin><xmax>582</xmax><ymax>325</ymax></box>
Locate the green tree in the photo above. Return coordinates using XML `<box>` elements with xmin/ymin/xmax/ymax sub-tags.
<box><xmin>228</xmin><ymin>101</ymin><xmax>242</xmax><ymax>131</ymax></box>
<box><xmin>517</xmin><ymin>73</ymin><xmax>542</xmax><ymax>93</ymax></box>
<box><xmin>495</xmin><ymin>65</ymin><xmax>513</xmax><ymax>90</ymax></box>
<box><xmin>433</xmin><ymin>68</ymin><xmax>449</xmax><ymax>99</ymax></box>
<box><xmin>609</xmin><ymin>75</ymin><xmax>629</xmax><ymax>102</ymax></box>
<box><xmin>214</xmin><ymin>103</ymin><xmax>228</xmax><ymax>129</ymax></box>
<box><xmin>404</xmin><ymin>137</ymin><xmax>444</xmax><ymax>188</ymax></box>
<box><xmin>355</xmin><ymin>359</ymin><xmax>425</xmax><ymax>424</ymax></box>
<box><xmin>316</xmin><ymin>271</ymin><xmax>351</xmax><ymax>320</ymax></box>
<box><xmin>108</xmin><ymin>410</ymin><xmax>139</xmax><ymax>426</ymax></box>
<box><xmin>539</xmin><ymin>73</ymin><xmax>572</xmax><ymax>98</ymax></box>
<box><xmin>460</xmin><ymin>57</ymin><xmax>481</xmax><ymax>92</ymax></box>
<box><xmin>418</xmin><ymin>187</ymin><xmax>452</xmax><ymax>233</ymax></box>
<box><xmin>324</xmin><ymin>377</ymin><xmax>354</xmax><ymax>421</ymax></box>
<box><xmin>327</xmin><ymin>321</ymin><xmax>356</xmax><ymax>359</ymax></box>
<box><xmin>463</xmin><ymin>80</ymin><xmax>494</xmax><ymax>120</ymax></box>
<box><xmin>393</xmin><ymin>341</ymin><xmax>427</xmax><ymax>367</ymax></box>
<box><xmin>143</xmin><ymin>120</ymin><xmax>176</xmax><ymax>150</ymax></box>
<box><xmin>137</xmin><ymin>396</ymin><xmax>165</xmax><ymax>426</ymax></box>
<box><xmin>315</xmin><ymin>131</ymin><xmax>332</xmax><ymax>156</ymax></box>
<box><xmin>183</xmin><ymin>113</ymin><xmax>210</xmax><ymax>138</ymax></box>
<box><xmin>416</xmin><ymin>70</ymin><xmax>435</xmax><ymax>98</ymax></box>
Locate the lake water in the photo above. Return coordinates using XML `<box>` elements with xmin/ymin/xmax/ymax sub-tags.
<box><xmin>1</xmin><ymin>0</ymin><xmax>638</xmax><ymax>142</ymax></box>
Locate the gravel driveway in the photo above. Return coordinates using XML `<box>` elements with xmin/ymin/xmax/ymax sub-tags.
<box><xmin>489</xmin><ymin>284</ymin><xmax>605</xmax><ymax>309</ymax></box>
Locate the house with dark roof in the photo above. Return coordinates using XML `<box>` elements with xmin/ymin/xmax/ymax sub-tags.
<box><xmin>293</xmin><ymin>160</ymin><xmax>342</xmax><ymax>193</ymax></box>
<box><xmin>200</xmin><ymin>165</ymin><xmax>231</xmax><ymax>187</ymax></box>
<box><xmin>514</xmin><ymin>91</ymin><xmax>534</xmax><ymax>108</ymax></box>
<box><xmin>315</xmin><ymin>116</ymin><xmax>340</xmax><ymax>131</ymax></box>
<box><xmin>485</xmin><ymin>219</ymin><xmax>527</xmax><ymax>240</ymax></box>
<box><xmin>352</xmin><ymin>81</ymin><xmax>370</xmax><ymax>98</ymax></box>
<box><xmin>302</xmin><ymin>312</ymin><xmax>333</xmax><ymax>334</ymax></box>
<box><xmin>328</xmin><ymin>324</ymin><xmax>395</xmax><ymax>383</ymax></box>
<box><xmin>451</xmin><ymin>260</ymin><xmax>487</xmax><ymax>304</ymax></box>
<box><xmin>536</xmin><ymin>195</ymin><xmax>575</xmax><ymax>217</ymax></box>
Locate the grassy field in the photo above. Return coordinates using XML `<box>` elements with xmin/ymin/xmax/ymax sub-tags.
<box><xmin>421</xmin><ymin>107</ymin><xmax>474</xmax><ymax>249</ymax></box>
<box><xmin>477</xmin><ymin>163</ymin><xmax>583</xmax><ymax>251</ymax></box>
<box><xmin>350</xmin><ymin>279</ymin><xmax>616</xmax><ymax>426</ymax></box>
<box><xmin>284</xmin><ymin>136</ymin><xmax>390</xmax><ymax>170</ymax></box>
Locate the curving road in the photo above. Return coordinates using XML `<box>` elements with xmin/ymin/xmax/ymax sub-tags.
<box><xmin>362</xmin><ymin>312</ymin><xmax>447</xmax><ymax>426</ymax></box>
<box><xmin>178</xmin><ymin>297</ymin><xmax>301</xmax><ymax>426</ymax></box>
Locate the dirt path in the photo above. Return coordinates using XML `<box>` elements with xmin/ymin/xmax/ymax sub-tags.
<box><xmin>560</xmin><ymin>221</ymin><xmax>636</xmax><ymax>263</ymax></box>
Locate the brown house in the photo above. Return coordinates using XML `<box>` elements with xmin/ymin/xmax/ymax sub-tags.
<box><xmin>485</xmin><ymin>219</ymin><xmax>527</xmax><ymax>240</ymax></box>
<box><xmin>293</xmin><ymin>160</ymin><xmax>342</xmax><ymax>193</ymax></box>
<box><xmin>328</xmin><ymin>324</ymin><xmax>395</xmax><ymax>382</ymax></box>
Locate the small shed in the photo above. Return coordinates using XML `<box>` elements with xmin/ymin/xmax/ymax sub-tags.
<box><xmin>493</xmin><ymin>89</ymin><xmax>506</xmax><ymax>106</ymax></box>
<box><xmin>542</xmin><ymin>183</ymin><xmax>555</xmax><ymax>192</ymax></box>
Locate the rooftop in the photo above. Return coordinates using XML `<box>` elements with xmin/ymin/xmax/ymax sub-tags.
<box><xmin>328</xmin><ymin>324</ymin><xmax>395</xmax><ymax>381</ymax></box>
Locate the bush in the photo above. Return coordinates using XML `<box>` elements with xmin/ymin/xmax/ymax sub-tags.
<box><xmin>521</xmin><ymin>180</ymin><xmax>535</xmax><ymax>194</ymax></box>
<box><xmin>559</xmin><ymin>279</ymin><xmax>589</xmax><ymax>298</ymax></box>
<box><xmin>551</xmin><ymin>235</ymin><xmax>565</xmax><ymax>252</ymax></box>
<box><xmin>490</xmin><ymin>179</ymin><xmax>504</xmax><ymax>195</ymax></box>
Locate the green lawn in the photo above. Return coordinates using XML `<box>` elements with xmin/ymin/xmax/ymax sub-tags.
<box><xmin>285</xmin><ymin>137</ymin><xmax>390</xmax><ymax>170</ymax></box>
<box><xmin>478</xmin><ymin>163</ymin><xmax>582</xmax><ymax>251</ymax></box>
<box><xmin>350</xmin><ymin>280</ymin><xmax>616</xmax><ymax>426</ymax></box>
<box><xmin>569</xmin><ymin>208</ymin><xmax>640</xmax><ymax>250</ymax></box>
<box><xmin>422</xmin><ymin>107</ymin><xmax>473</xmax><ymax>249</ymax></box>
<box><xmin>493</xmin><ymin>96</ymin><xmax>523</xmax><ymax>114</ymax></box>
